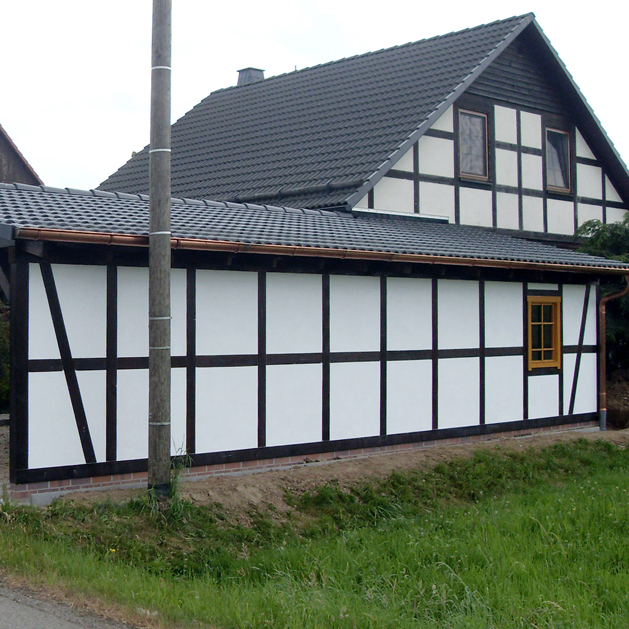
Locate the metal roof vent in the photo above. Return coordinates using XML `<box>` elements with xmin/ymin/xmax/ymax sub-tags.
<box><xmin>237</xmin><ymin>67</ymin><xmax>265</xmax><ymax>86</ymax></box>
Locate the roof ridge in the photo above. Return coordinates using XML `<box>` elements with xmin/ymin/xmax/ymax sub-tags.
<box><xmin>210</xmin><ymin>14</ymin><xmax>533</xmax><ymax>95</ymax></box>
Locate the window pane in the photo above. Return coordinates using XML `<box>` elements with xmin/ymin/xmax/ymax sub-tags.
<box><xmin>531</xmin><ymin>325</ymin><xmax>542</xmax><ymax>350</ymax></box>
<box><xmin>532</xmin><ymin>350</ymin><xmax>542</xmax><ymax>361</ymax></box>
<box><xmin>542</xmin><ymin>304</ymin><xmax>553</xmax><ymax>322</ymax></box>
<box><xmin>547</xmin><ymin>130</ymin><xmax>570</xmax><ymax>189</ymax></box>
<box><xmin>543</xmin><ymin>324</ymin><xmax>553</xmax><ymax>349</ymax></box>
<box><xmin>531</xmin><ymin>304</ymin><xmax>542</xmax><ymax>323</ymax></box>
<box><xmin>460</xmin><ymin>112</ymin><xmax>487</xmax><ymax>177</ymax></box>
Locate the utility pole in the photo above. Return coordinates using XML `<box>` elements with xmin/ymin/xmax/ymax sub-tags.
<box><xmin>148</xmin><ymin>0</ymin><xmax>172</xmax><ymax>496</ymax></box>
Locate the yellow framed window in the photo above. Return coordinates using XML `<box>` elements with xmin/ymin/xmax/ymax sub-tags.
<box><xmin>528</xmin><ymin>296</ymin><xmax>561</xmax><ymax>370</ymax></box>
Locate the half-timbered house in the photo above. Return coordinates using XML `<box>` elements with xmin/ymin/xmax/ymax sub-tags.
<box><xmin>0</xmin><ymin>123</ymin><xmax>42</xmax><ymax>187</ymax></box>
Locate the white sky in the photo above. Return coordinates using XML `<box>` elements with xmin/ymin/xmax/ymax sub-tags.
<box><xmin>1</xmin><ymin>1</ymin><xmax>627</xmax><ymax>191</ymax></box>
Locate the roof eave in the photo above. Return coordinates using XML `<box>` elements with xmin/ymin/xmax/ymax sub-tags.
<box><xmin>13</xmin><ymin>225</ymin><xmax>628</xmax><ymax>276</ymax></box>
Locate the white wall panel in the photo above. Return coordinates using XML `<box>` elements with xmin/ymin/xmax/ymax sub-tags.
<box><xmin>494</xmin><ymin>106</ymin><xmax>517</xmax><ymax>144</ymax></box>
<box><xmin>419</xmin><ymin>182</ymin><xmax>455</xmax><ymax>222</ymax></box>
<box><xmin>521</xmin><ymin>153</ymin><xmax>543</xmax><ymax>190</ymax></box>
<box><xmin>418</xmin><ymin>136</ymin><xmax>454</xmax><ymax>178</ymax></box>
<box><xmin>330</xmin><ymin>362</ymin><xmax>380</xmax><ymax>440</ymax></box>
<box><xmin>196</xmin><ymin>270</ymin><xmax>257</xmax><ymax>355</ymax></box>
<box><xmin>606</xmin><ymin>207</ymin><xmax>628</xmax><ymax>224</ymax></box>
<box><xmin>53</xmin><ymin>264</ymin><xmax>107</xmax><ymax>359</ymax></box>
<box><xmin>520</xmin><ymin>111</ymin><xmax>542</xmax><ymax>149</ymax></box>
<box><xmin>577</xmin><ymin>164</ymin><xmax>603</xmax><ymax>199</ymax></box>
<box><xmin>431</xmin><ymin>106</ymin><xmax>453</xmax><ymax>132</ymax></box>
<box><xmin>576</xmin><ymin>129</ymin><xmax>596</xmax><ymax>159</ymax></box>
<box><xmin>171</xmin><ymin>269</ymin><xmax>187</xmax><ymax>358</ymax></box>
<box><xmin>438</xmin><ymin>279</ymin><xmax>479</xmax><ymax>350</ymax></box>
<box><xmin>118</xmin><ymin>267</ymin><xmax>148</xmax><ymax>358</ymax></box>
<box><xmin>528</xmin><ymin>374</ymin><xmax>559</xmax><ymax>419</ymax></box>
<box><xmin>496</xmin><ymin>192</ymin><xmax>519</xmax><ymax>230</ymax></box>
<box><xmin>563</xmin><ymin>353</ymin><xmax>597</xmax><ymax>415</ymax></box>
<box><xmin>438</xmin><ymin>358</ymin><xmax>479</xmax><ymax>428</ymax></box>
<box><xmin>547</xmin><ymin>199</ymin><xmax>575</xmax><ymax>236</ymax></box>
<box><xmin>330</xmin><ymin>275</ymin><xmax>380</xmax><ymax>352</ymax></box>
<box><xmin>374</xmin><ymin>176</ymin><xmax>414</xmax><ymax>213</ymax></box>
<box><xmin>484</xmin><ymin>281</ymin><xmax>523</xmax><ymax>348</ymax></box>
<box><xmin>267</xmin><ymin>273</ymin><xmax>322</xmax><ymax>354</ymax></box>
<box><xmin>266</xmin><ymin>364</ymin><xmax>322</xmax><ymax>447</ymax></box>
<box><xmin>496</xmin><ymin>149</ymin><xmax>518</xmax><ymax>187</ymax></box>
<box><xmin>562</xmin><ymin>284</ymin><xmax>596</xmax><ymax>346</ymax></box>
<box><xmin>522</xmin><ymin>195</ymin><xmax>544</xmax><ymax>232</ymax></box>
<box><xmin>171</xmin><ymin>368</ymin><xmax>187</xmax><ymax>455</ymax></box>
<box><xmin>485</xmin><ymin>356</ymin><xmax>523</xmax><ymax>424</ymax></box>
<box><xmin>196</xmin><ymin>366</ymin><xmax>258</xmax><ymax>453</ymax></box>
<box><xmin>393</xmin><ymin>147</ymin><xmax>414</xmax><ymax>172</ymax></box>
<box><xmin>28</xmin><ymin>264</ymin><xmax>60</xmax><ymax>360</ymax></box>
<box><xmin>605</xmin><ymin>176</ymin><xmax>623</xmax><ymax>203</ymax></box>
<box><xmin>459</xmin><ymin>187</ymin><xmax>492</xmax><ymax>227</ymax></box>
<box><xmin>117</xmin><ymin>369</ymin><xmax>148</xmax><ymax>460</ymax></box>
<box><xmin>28</xmin><ymin>371</ymin><xmax>107</xmax><ymax>468</ymax></box>
<box><xmin>528</xmin><ymin>283</ymin><xmax>559</xmax><ymax>292</ymax></box>
<box><xmin>354</xmin><ymin>194</ymin><xmax>369</xmax><ymax>209</ymax></box>
<box><xmin>387</xmin><ymin>277</ymin><xmax>432</xmax><ymax>351</ymax></box>
<box><xmin>577</xmin><ymin>203</ymin><xmax>603</xmax><ymax>227</ymax></box>
<box><xmin>387</xmin><ymin>360</ymin><xmax>432</xmax><ymax>434</ymax></box>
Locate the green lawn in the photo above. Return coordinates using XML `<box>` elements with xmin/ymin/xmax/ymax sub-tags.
<box><xmin>1</xmin><ymin>438</ymin><xmax>628</xmax><ymax>628</ymax></box>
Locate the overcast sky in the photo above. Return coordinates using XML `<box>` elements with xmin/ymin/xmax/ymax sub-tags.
<box><xmin>1</xmin><ymin>1</ymin><xmax>627</xmax><ymax>191</ymax></box>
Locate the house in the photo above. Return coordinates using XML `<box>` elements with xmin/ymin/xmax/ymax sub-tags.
<box><xmin>100</xmin><ymin>13</ymin><xmax>628</xmax><ymax>244</ymax></box>
<box><xmin>2</xmin><ymin>14</ymin><xmax>629</xmax><ymax>500</ymax></box>
<box><xmin>0</xmin><ymin>123</ymin><xmax>42</xmax><ymax>187</ymax></box>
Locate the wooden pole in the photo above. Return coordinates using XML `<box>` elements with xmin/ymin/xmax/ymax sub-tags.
<box><xmin>148</xmin><ymin>0</ymin><xmax>172</xmax><ymax>495</ymax></box>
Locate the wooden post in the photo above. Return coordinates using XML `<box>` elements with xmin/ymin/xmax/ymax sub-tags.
<box><xmin>148</xmin><ymin>0</ymin><xmax>172</xmax><ymax>495</ymax></box>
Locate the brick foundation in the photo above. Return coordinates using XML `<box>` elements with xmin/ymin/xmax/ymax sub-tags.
<box><xmin>3</xmin><ymin>420</ymin><xmax>598</xmax><ymax>505</ymax></box>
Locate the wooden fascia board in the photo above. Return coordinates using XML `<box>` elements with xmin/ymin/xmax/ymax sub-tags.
<box><xmin>344</xmin><ymin>13</ymin><xmax>536</xmax><ymax>208</ymax></box>
<box><xmin>13</xmin><ymin>225</ymin><xmax>629</xmax><ymax>276</ymax></box>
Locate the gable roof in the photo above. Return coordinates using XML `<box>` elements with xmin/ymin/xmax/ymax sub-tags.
<box><xmin>2</xmin><ymin>183</ymin><xmax>628</xmax><ymax>275</ymax></box>
<box><xmin>0</xmin><ymin>123</ymin><xmax>42</xmax><ymax>186</ymax></box>
<box><xmin>99</xmin><ymin>14</ymin><xmax>629</xmax><ymax>211</ymax></box>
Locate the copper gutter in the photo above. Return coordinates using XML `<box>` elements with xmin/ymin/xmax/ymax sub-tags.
<box><xmin>14</xmin><ymin>226</ymin><xmax>629</xmax><ymax>275</ymax></box>
<box><xmin>598</xmin><ymin>274</ymin><xmax>629</xmax><ymax>430</ymax></box>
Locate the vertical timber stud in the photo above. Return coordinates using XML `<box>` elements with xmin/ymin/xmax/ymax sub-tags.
<box><xmin>148</xmin><ymin>0</ymin><xmax>172</xmax><ymax>495</ymax></box>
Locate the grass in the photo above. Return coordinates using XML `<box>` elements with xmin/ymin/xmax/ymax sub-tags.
<box><xmin>1</xmin><ymin>438</ymin><xmax>629</xmax><ymax>627</ymax></box>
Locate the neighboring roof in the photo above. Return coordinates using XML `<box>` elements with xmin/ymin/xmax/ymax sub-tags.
<box><xmin>2</xmin><ymin>183</ymin><xmax>628</xmax><ymax>274</ymax></box>
<box><xmin>0</xmin><ymin>123</ymin><xmax>43</xmax><ymax>186</ymax></box>
<box><xmin>99</xmin><ymin>15</ymin><xmax>534</xmax><ymax>208</ymax></box>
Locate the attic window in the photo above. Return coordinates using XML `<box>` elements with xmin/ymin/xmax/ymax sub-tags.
<box><xmin>546</xmin><ymin>129</ymin><xmax>571</xmax><ymax>191</ymax></box>
<box><xmin>459</xmin><ymin>111</ymin><xmax>488</xmax><ymax>180</ymax></box>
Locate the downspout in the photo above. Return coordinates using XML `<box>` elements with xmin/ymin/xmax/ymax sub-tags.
<box><xmin>598</xmin><ymin>274</ymin><xmax>629</xmax><ymax>430</ymax></box>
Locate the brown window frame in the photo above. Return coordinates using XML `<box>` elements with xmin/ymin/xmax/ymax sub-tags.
<box><xmin>527</xmin><ymin>295</ymin><xmax>562</xmax><ymax>370</ymax></box>
<box><xmin>459</xmin><ymin>110</ymin><xmax>489</xmax><ymax>181</ymax></box>
<box><xmin>545</xmin><ymin>128</ymin><xmax>571</xmax><ymax>193</ymax></box>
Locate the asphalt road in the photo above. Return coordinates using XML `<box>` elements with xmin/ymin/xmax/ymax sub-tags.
<box><xmin>0</xmin><ymin>582</ymin><xmax>135</xmax><ymax>629</ymax></box>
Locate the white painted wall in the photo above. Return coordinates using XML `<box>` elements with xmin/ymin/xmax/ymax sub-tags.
<box><xmin>496</xmin><ymin>192</ymin><xmax>519</xmax><ymax>230</ymax></box>
<box><xmin>266</xmin><ymin>273</ymin><xmax>322</xmax><ymax>354</ymax></box>
<box><xmin>330</xmin><ymin>361</ymin><xmax>380</xmax><ymax>440</ymax></box>
<box><xmin>496</xmin><ymin>149</ymin><xmax>518</xmax><ymax>187</ymax></box>
<box><xmin>438</xmin><ymin>279</ymin><xmax>479</xmax><ymax>349</ymax></box>
<box><xmin>117</xmin><ymin>369</ymin><xmax>148</xmax><ymax>460</ymax></box>
<box><xmin>484</xmin><ymin>281</ymin><xmax>523</xmax><ymax>348</ymax></box>
<box><xmin>577</xmin><ymin>203</ymin><xmax>603</xmax><ymax>226</ymax></box>
<box><xmin>459</xmin><ymin>187</ymin><xmax>492</xmax><ymax>227</ymax></box>
<box><xmin>195</xmin><ymin>366</ymin><xmax>258</xmax><ymax>453</ymax></box>
<box><xmin>196</xmin><ymin>270</ymin><xmax>258</xmax><ymax>355</ymax></box>
<box><xmin>118</xmin><ymin>266</ymin><xmax>148</xmax><ymax>358</ymax></box>
<box><xmin>419</xmin><ymin>182</ymin><xmax>455</xmax><ymax>222</ymax></box>
<box><xmin>605</xmin><ymin>176</ymin><xmax>623</xmax><ymax>203</ymax></box>
<box><xmin>374</xmin><ymin>176</ymin><xmax>414</xmax><ymax>213</ymax></box>
<box><xmin>28</xmin><ymin>264</ymin><xmax>59</xmax><ymax>360</ymax></box>
<box><xmin>520</xmin><ymin>112</ymin><xmax>542</xmax><ymax>149</ymax></box>
<box><xmin>330</xmin><ymin>275</ymin><xmax>380</xmax><ymax>352</ymax></box>
<box><xmin>418</xmin><ymin>136</ymin><xmax>454</xmax><ymax>178</ymax></box>
<box><xmin>576</xmin><ymin>129</ymin><xmax>596</xmax><ymax>159</ymax></box>
<box><xmin>431</xmin><ymin>106</ymin><xmax>454</xmax><ymax>132</ymax></box>
<box><xmin>485</xmin><ymin>356</ymin><xmax>523</xmax><ymax>424</ymax></box>
<box><xmin>528</xmin><ymin>374</ymin><xmax>559</xmax><ymax>419</ymax></box>
<box><xmin>171</xmin><ymin>269</ymin><xmax>187</xmax><ymax>358</ymax></box>
<box><xmin>563</xmin><ymin>353</ymin><xmax>597</xmax><ymax>415</ymax></box>
<box><xmin>547</xmin><ymin>199</ymin><xmax>575</xmax><ymax>236</ymax></box>
<box><xmin>562</xmin><ymin>284</ymin><xmax>596</xmax><ymax>346</ymax></box>
<box><xmin>577</xmin><ymin>164</ymin><xmax>603</xmax><ymax>199</ymax></box>
<box><xmin>266</xmin><ymin>363</ymin><xmax>322</xmax><ymax>447</ymax></box>
<box><xmin>394</xmin><ymin>147</ymin><xmax>414</xmax><ymax>173</ymax></box>
<box><xmin>386</xmin><ymin>360</ymin><xmax>432</xmax><ymax>434</ymax></box>
<box><xmin>386</xmin><ymin>277</ymin><xmax>432</xmax><ymax>351</ymax></box>
<box><xmin>521</xmin><ymin>154</ymin><xmax>543</xmax><ymax>191</ymax></box>
<box><xmin>171</xmin><ymin>367</ymin><xmax>187</xmax><ymax>455</ymax></box>
<box><xmin>438</xmin><ymin>357</ymin><xmax>479</xmax><ymax>428</ymax></box>
<box><xmin>606</xmin><ymin>207</ymin><xmax>628</xmax><ymax>224</ymax></box>
<box><xmin>494</xmin><ymin>106</ymin><xmax>517</xmax><ymax>144</ymax></box>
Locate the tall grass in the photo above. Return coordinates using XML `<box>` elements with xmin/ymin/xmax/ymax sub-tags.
<box><xmin>0</xmin><ymin>438</ymin><xmax>628</xmax><ymax>627</ymax></box>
